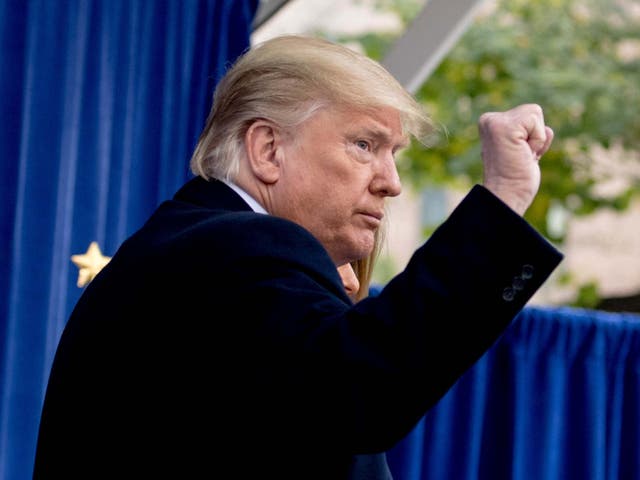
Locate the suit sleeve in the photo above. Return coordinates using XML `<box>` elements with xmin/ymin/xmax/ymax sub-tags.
<box><xmin>234</xmin><ymin>185</ymin><xmax>562</xmax><ymax>453</ymax></box>
<box><xmin>334</xmin><ymin>184</ymin><xmax>563</xmax><ymax>449</ymax></box>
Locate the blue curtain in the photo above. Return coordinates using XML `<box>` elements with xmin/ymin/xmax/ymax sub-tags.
<box><xmin>386</xmin><ymin>305</ymin><xmax>640</xmax><ymax>480</ymax></box>
<box><xmin>0</xmin><ymin>1</ymin><xmax>258</xmax><ymax>478</ymax></box>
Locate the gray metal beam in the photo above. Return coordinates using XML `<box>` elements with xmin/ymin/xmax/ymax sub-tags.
<box><xmin>382</xmin><ymin>0</ymin><xmax>487</xmax><ymax>94</ymax></box>
<box><xmin>252</xmin><ymin>0</ymin><xmax>293</xmax><ymax>31</ymax></box>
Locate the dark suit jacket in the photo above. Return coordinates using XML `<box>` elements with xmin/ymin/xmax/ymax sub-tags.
<box><xmin>33</xmin><ymin>177</ymin><xmax>562</xmax><ymax>479</ymax></box>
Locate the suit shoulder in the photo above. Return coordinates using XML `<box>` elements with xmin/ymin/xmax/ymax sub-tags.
<box><xmin>137</xmin><ymin>201</ymin><xmax>329</xmax><ymax>262</ymax></box>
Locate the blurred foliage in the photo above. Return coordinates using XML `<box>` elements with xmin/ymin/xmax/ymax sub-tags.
<box><xmin>574</xmin><ymin>281</ymin><xmax>601</xmax><ymax>309</ymax></box>
<box><xmin>340</xmin><ymin>0</ymin><xmax>640</xmax><ymax>303</ymax></box>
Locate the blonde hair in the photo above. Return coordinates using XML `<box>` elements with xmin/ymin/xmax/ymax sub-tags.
<box><xmin>190</xmin><ymin>34</ymin><xmax>434</xmax><ymax>181</ymax></box>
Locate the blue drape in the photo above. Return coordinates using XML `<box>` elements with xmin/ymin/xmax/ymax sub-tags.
<box><xmin>387</xmin><ymin>305</ymin><xmax>640</xmax><ymax>480</ymax></box>
<box><xmin>0</xmin><ymin>1</ymin><xmax>257</xmax><ymax>478</ymax></box>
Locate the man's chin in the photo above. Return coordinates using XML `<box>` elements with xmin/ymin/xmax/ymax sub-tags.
<box><xmin>331</xmin><ymin>231</ymin><xmax>375</xmax><ymax>265</ymax></box>
<box><xmin>352</xmin><ymin>237</ymin><xmax>376</xmax><ymax>261</ymax></box>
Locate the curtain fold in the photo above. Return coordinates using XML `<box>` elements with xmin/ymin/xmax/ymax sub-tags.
<box><xmin>386</xmin><ymin>306</ymin><xmax>640</xmax><ymax>480</ymax></box>
<box><xmin>0</xmin><ymin>1</ymin><xmax>257</xmax><ymax>478</ymax></box>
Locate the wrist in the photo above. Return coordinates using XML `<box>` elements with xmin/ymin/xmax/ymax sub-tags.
<box><xmin>482</xmin><ymin>182</ymin><xmax>530</xmax><ymax>216</ymax></box>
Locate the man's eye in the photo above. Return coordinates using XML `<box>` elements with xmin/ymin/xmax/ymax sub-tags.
<box><xmin>356</xmin><ymin>140</ymin><xmax>370</xmax><ymax>151</ymax></box>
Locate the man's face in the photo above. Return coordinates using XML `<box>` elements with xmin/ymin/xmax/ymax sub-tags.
<box><xmin>338</xmin><ymin>263</ymin><xmax>360</xmax><ymax>301</ymax></box>
<box><xmin>270</xmin><ymin>106</ymin><xmax>406</xmax><ymax>265</ymax></box>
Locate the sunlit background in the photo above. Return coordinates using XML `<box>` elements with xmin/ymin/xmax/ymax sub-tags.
<box><xmin>254</xmin><ymin>0</ymin><xmax>640</xmax><ymax>310</ymax></box>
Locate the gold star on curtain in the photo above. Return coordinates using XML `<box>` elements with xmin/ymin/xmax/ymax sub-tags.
<box><xmin>71</xmin><ymin>241</ymin><xmax>112</xmax><ymax>288</ymax></box>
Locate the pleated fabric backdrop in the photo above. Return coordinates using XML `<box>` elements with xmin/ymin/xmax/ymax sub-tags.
<box><xmin>0</xmin><ymin>1</ymin><xmax>257</xmax><ymax>478</ymax></box>
<box><xmin>386</xmin><ymin>305</ymin><xmax>640</xmax><ymax>480</ymax></box>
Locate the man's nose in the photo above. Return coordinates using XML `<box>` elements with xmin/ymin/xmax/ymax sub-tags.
<box><xmin>370</xmin><ymin>154</ymin><xmax>402</xmax><ymax>197</ymax></box>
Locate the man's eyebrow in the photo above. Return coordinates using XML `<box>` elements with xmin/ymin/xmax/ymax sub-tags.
<box><xmin>356</xmin><ymin>124</ymin><xmax>409</xmax><ymax>149</ymax></box>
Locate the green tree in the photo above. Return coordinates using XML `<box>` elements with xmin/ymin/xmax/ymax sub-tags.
<box><xmin>345</xmin><ymin>0</ymin><xmax>640</xmax><ymax>304</ymax></box>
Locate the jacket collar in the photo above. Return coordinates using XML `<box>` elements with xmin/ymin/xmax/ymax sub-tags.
<box><xmin>173</xmin><ymin>176</ymin><xmax>253</xmax><ymax>212</ymax></box>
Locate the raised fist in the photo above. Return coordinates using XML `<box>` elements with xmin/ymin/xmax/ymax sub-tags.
<box><xmin>479</xmin><ymin>103</ymin><xmax>554</xmax><ymax>216</ymax></box>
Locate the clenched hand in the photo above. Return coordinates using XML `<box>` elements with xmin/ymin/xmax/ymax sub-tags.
<box><xmin>479</xmin><ymin>103</ymin><xmax>554</xmax><ymax>216</ymax></box>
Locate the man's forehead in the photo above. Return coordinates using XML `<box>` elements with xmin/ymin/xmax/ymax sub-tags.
<box><xmin>342</xmin><ymin>107</ymin><xmax>408</xmax><ymax>145</ymax></box>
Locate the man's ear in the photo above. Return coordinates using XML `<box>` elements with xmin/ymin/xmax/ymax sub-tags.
<box><xmin>244</xmin><ymin>119</ymin><xmax>283</xmax><ymax>184</ymax></box>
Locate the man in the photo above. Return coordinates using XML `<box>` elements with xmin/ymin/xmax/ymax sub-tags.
<box><xmin>34</xmin><ymin>35</ymin><xmax>562</xmax><ymax>478</ymax></box>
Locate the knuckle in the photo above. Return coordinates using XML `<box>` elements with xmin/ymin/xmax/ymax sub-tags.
<box><xmin>478</xmin><ymin>111</ymin><xmax>499</xmax><ymax>127</ymax></box>
<box><xmin>527</xmin><ymin>103</ymin><xmax>543</xmax><ymax>116</ymax></box>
